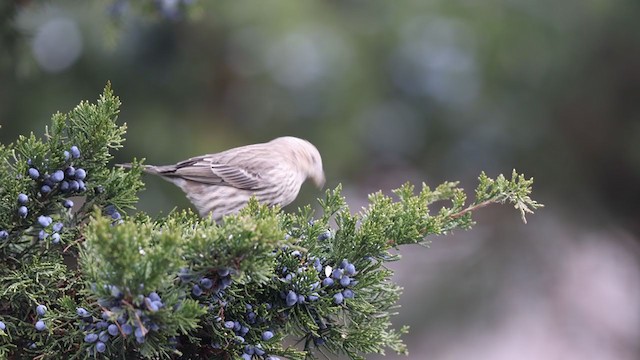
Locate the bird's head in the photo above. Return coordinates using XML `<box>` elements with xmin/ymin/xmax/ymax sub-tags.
<box><xmin>272</xmin><ymin>136</ymin><xmax>325</xmax><ymax>188</ymax></box>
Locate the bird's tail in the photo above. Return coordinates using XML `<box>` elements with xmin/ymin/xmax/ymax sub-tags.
<box><xmin>116</xmin><ymin>163</ymin><xmax>173</xmax><ymax>175</ymax></box>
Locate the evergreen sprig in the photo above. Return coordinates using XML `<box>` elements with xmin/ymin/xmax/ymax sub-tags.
<box><xmin>0</xmin><ymin>85</ymin><xmax>541</xmax><ymax>359</ymax></box>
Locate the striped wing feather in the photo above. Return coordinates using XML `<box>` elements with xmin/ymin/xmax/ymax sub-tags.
<box><xmin>158</xmin><ymin>155</ymin><xmax>266</xmax><ymax>190</ymax></box>
<box><xmin>209</xmin><ymin>163</ymin><xmax>263</xmax><ymax>189</ymax></box>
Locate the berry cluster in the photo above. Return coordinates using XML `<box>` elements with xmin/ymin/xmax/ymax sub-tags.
<box><xmin>183</xmin><ymin>267</ymin><xmax>233</xmax><ymax>298</ymax></box>
<box><xmin>195</xmin><ymin>272</ymin><xmax>282</xmax><ymax>360</ymax></box>
<box><xmin>17</xmin><ymin>193</ymin><xmax>28</xmax><ymax>217</ymax></box>
<box><xmin>37</xmin><ymin>215</ymin><xmax>64</xmax><ymax>244</ymax></box>
<box><xmin>104</xmin><ymin>205</ymin><xmax>123</xmax><ymax>225</ymax></box>
<box><xmin>13</xmin><ymin>146</ymin><xmax>87</xmax><ymax>244</ymax></box>
<box><xmin>271</xmin><ymin>240</ymin><xmax>359</xmax><ymax>345</ymax></box>
<box><xmin>27</xmin><ymin>145</ymin><xmax>87</xmax><ymax>200</ymax></box>
<box><xmin>277</xmin><ymin>251</ymin><xmax>357</xmax><ymax>308</ymax></box>
<box><xmin>218</xmin><ymin>304</ymin><xmax>279</xmax><ymax>360</ymax></box>
<box><xmin>0</xmin><ymin>193</ymin><xmax>32</xmax><ymax>241</ymax></box>
<box><xmin>76</xmin><ymin>287</ymin><xmax>167</xmax><ymax>355</ymax></box>
<box><xmin>76</xmin><ymin>307</ymin><xmax>109</xmax><ymax>354</ymax></box>
<box><xmin>319</xmin><ymin>259</ymin><xmax>357</xmax><ymax>305</ymax></box>
<box><xmin>241</xmin><ymin>343</ymin><xmax>273</xmax><ymax>360</ymax></box>
<box><xmin>201</xmin><ymin>236</ymin><xmax>358</xmax><ymax>356</ymax></box>
<box><xmin>34</xmin><ymin>304</ymin><xmax>47</xmax><ymax>331</ymax></box>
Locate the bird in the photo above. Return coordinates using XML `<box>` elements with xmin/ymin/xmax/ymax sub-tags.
<box><xmin>119</xmin><ymin>136</ymin><xmax>325</xmax><ymax>221</ymax></box>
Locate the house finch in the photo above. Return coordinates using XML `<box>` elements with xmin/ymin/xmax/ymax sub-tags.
<box><xmin>120</xmin><ymin>136</ymin><xmax>325</xmax><ymax>221</ymax></box>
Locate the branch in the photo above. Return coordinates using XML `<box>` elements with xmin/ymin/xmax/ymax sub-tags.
<box><xmin>450</xmin><ymin>199</ymin><xmax>495</xmax><ymax>219</ymax></box>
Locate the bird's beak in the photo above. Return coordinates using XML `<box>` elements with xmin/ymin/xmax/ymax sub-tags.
<box><xmin>314</xmin><ymin>173</ymin><xmax>326</xmax><ymax>189</ymax></box>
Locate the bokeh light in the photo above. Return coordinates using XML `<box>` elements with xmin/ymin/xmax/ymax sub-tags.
<box><xmin>31</xmin><ymin>17</ymin><xmax>83</xmax><ymax>73</ymax></box>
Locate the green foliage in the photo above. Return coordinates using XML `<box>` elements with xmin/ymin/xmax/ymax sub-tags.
<box><xmin>0</xmin><ymin>86</ymin><xmax>541</xmax><ymax>359</ymax></box>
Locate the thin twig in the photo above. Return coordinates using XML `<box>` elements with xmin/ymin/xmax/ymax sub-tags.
<box><xmin>450</xmin><ymin>199</ymin><xmax>495</xmax><ymax>219</ymax></box>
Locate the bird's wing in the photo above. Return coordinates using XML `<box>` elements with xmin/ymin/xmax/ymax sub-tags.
<box><xmin>165</xmin><ymin>156</ymin><xmax>264</xmax><ymax>190</ymax></box>
<box><xmin>209</xmin><ymin>162</ymin><xmax>263</xmax><ymax>189</ymax></box>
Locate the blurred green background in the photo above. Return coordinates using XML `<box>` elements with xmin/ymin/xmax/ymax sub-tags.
<box><xmin>1</xmin><ymin>1</ymin><xmax>639</xmax><ymax>359</ymax></box>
